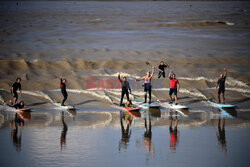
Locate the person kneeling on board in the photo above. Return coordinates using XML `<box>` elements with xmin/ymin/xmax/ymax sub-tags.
<box><xmin>216</xmin><ymin>68</ymin><xmax>227</xmax><ymax>104</ymax></box>
<box><xmin>9</xmin><ymin>100</ymin><xmax>25</xmax><ymax>109</ymax></box>
<box><xmin>60</xmin><ymin>76</ymin><xmax>68</xmax><ymax>106</ymax></box>
<box><xmin>168</xmin><ymin>70</ymin><xmax>180</xmax><ymax>105</ymax></box>
<box><xmin>118</xmin><ymin>73</ymin><xmax>131</xmax><ymax>106</ymax></box>
<box><xmin>125</xmin><ymin>100</ymin><xmax>133</xmax><ymax>108</ymax></box>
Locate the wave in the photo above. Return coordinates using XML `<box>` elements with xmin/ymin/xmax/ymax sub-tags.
<box><xmin>179</xmin><ymin>76</ymin><xmax>249</xmax><ymax>88</ymax></box>
<box><xmin>93</xmin><ymin>72</ymin><xmax>141</xmax><ymax>79</ymax></box>
<box><xmin>22</xmin><ymin>90</ymin><xmax>55</xmax><ymax>104</ymax></box>
<box><xmin>143</xmin><ymin>21</ymin><xmax>234</xmax><ymax>28</ymax></box>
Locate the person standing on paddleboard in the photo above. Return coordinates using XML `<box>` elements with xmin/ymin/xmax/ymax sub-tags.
<box><xmin>168</xmin><ymin>70</ymin><xmax>180</xmax><ymax>105</ymax></box>
<box><xmin>137</xmin><ymin>66</ymin><xmax>155</xmax><ymax>104</ymax></box>
<box><xmin>216</xmin><ymin>68</ymin><xmax>227</xmax><ymax>104</ymax></box>
<box><xmin>158</xmin><ymin>61</ymin><xmax>169</xmax><ymax>78</ymax></box>
<box><xmin>11</xmin><ymin>77</ymin><xmax>22</xmax><ymax>105</ymax></box>
<box><xmin>118</xmin><ymin>73</ymin><xmax>131</xmax><ymax>106</ymax></box>
<box><xmin>60</xmin><ymin>77</ymin><xmax>68</xmax><ymax>106</ymax></box>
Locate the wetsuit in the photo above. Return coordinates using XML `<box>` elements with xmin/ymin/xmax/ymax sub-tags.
<box><xmin>158</xmin><ymin>64</ymin><xmax>168</xmax><ymax>78</ymax></box>
<box><xmin>144</xmin><ymin>82</ymin><xmax>152</xmax><ymax>103</ymax></box>
<box><xmin>118</xmin><ymin>75</ymin><xmax>131</xmax><ymax>106</ymax></box>
<box><xmin>217</xmin><ymin>76</ymin><xmax>226</xmax><ymax>94</ymax></box>
<box><xmin>13</xmin><ymin>103</ymin><xmax>24</xmax><ymax>109</ymax></box>
<box><xmin>11</xmin><ymin>82</ymin><xmax>21</xmax><ymax>99</ymax></box>
<box><xmin>169</xmin><ymin>77</ymin><xmax>179</xmax><ymax>96</ymax></box>
<box><xmin>60</xmin><ymin>79</ymin><xmax>68</xmax><ymax>106</ymax></box>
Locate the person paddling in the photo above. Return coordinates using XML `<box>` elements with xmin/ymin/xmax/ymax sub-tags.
<box><xmin>11</xmin><ymin>77</ymin><xmax>22</xmax><ymax>105</ymax></box>
<box><xmin>158</xmin><ymin>61</ymin><xmax>169</xmax><ymax>78</ymax></box>
<box><xmin>60</xmin><ymin>77</ymin><xmax>68</xmax><ymax>106</ymax></box>
<box><xmin>216</xmin><ymin>68</ymin><xmax>227</xmax><ymax>104</ymax></box>
<box><xmin>168</xmin><ymin>70</ymin><xmax>180</xmax><ymax>105</ymax></box>
<box><xmin>118</xmin><ymin>73</ymin><xmax>131</xmax><ymax>106</ymax></box>
<box><xmin>137</xmin><ymin>66</ymin><xmax>155</xmax><ymax>104</ymax></box>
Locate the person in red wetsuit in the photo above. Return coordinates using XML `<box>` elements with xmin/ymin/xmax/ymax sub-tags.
<box><xmin>168</xmin><ymin>70</ymin><xmax>180</xmax><ymax>105</ymax></box>
<box><xmin>60</xmin><ymin>76</ymin><xmax>68</xmax><ymax>106</ymax></box>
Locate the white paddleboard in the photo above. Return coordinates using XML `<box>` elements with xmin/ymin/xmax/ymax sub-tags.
<box><xmin>134</xmin><ymin>100</ymin><xmax>160</xmax><ymax>109</ymax></box>
<box><xmin>207</xmin><ymin>101</ymin><xmax>236</xmax><ymax>108</ymax></box>
<box><xmin>157</xmin><ymin>100</ymin><xmax>188</xmax><ymax>109</ymax></box>
<box><xmin>55</xmin><ymin>102</ymin><xmax>75</xmax><ymax>110</ymax></box>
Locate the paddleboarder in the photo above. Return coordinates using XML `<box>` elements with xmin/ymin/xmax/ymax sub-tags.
<box><xmin>11</xmin><ymin>77</ymin><xmax>22</xmax><ymax>105</ymax></box>
<box><xmin>60</xmin><ymin>76</ymin><xmax>68</xmax><ymax>106</ymax></box>
<box><xmin>216</xmin><ymin>68</ymin><xmax>227</xmax><ymax>104</ymax></box>
<box><xmin>168</xmin><ymin>70</ymin><xmax>180</xmax><ymax>105</ymax></box>
<box><xmin>158</xmin><ymin>61</ymin><xmax>169</xmax><ymax>78</ymax></box>
<box><xmin>137</xmin><ymin>66</ymin><xmax>155</xmax><ymax>104</ymax></box>
<box><xmin>118</xmin><ymin>73</ymin><xmax>131</xmax><ymax>106</ymax></box>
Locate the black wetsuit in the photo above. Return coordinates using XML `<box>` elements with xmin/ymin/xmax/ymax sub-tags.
<box><xmin>60</xmin><ymin>79</ymin><xmax>68</xmax><ymax>106</ymax></box>
<box><xmin>12</xmin><ymin>82</ymin><xmax>21</xmax><ymax>99</ymax></box>
<box><xmin>144</xmin><ymin>83</ymin><xmax>152</xmax><ymax>103</ymax></box>
<box><xmin>158</xmin><ymin>64</ymin><xmax>168</xmax><ymax>78</ymax></box>
<box><xmin>118</xmin><ymin>75</ymin><xmax>131</xmax><ymax>106</ymax></box>
<box><xmin>13</xmin><ymin>103</ymin><xmax>24</xmax><ymax>109</ymax></box>
<box><xmin>217</xmin><ymin>76</ymin><xmax>226</xmax><ymax>94</ymax></box>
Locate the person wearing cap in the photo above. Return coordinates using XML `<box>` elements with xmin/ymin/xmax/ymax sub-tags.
<box><xmin>168</xmin><ymin>70</ymin><xmax>180</xmax><ymax>105</ymax></box>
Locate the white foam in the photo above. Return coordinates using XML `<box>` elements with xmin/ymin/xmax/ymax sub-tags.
<box><xmin>94</xmin><ymin>72</ymin><xmax>141</xmax><ymax>79</ymax></box>
<box><xmin>179</xmin><ymin>76</ymin><xmax>249</xmax><ymax>88</ymax></box>
<box><xmin>66</xmin><ymin>89</ymin><xmax>113</xmax><ymax>103</ymax></box>
<box><xmin>22</xmin><ymin>90</ymin><xmax>54</xmax><ymax>103</ymax></box>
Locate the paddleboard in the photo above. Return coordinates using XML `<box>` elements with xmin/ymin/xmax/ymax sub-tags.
<box><xmin>207</xmin><ymin>101</ymin><xmax>236</xmax><ymax>108</ymax></box>
<box><xmin>134</xmin><ymin>100</ymin><xmax>160</xmax><ymax>109</ymax></box>
<box><xmin>157</xmin><ymin>100</ymin><xmax>188</xmax><ymax>109</ymax></box>
<box><xmin>16</xmin><ymin>108</ymin><xmax>31</xmax><ymax>112</ymax></box>
<box><xmin>157</xmin><ymin>100</ymin><xmax>188</xmax><ymax>117</ymax></box>
<box><xmin>55</xmin><ymin>102</ymin><xmax>75</xmax><ymax>110</ymax></box>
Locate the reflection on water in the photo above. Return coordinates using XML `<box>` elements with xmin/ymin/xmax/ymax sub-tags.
<box><xmin>10</xmin><ymin>112</ymin><xmax>31</xmax><ymax>152</ymax></box>
<box><xmin>119</xmin><ymin>111</ymin><xmax>132</xmax><ymax>152</ymax></box>
<box><xmin>216</xmin><ymin>118</ymin><xmax>227</xmax><ymax>154</ymax></box>
<box><xmin>0</xmin><ymin>106</ymin><xmax>249</xmax><ymax>167</ymax></box>
<box><xmin>144</xmin><ymin>111</ymin><xmax>154</xmax><ymax>157</ymax></box>
<box><xmin>60</xmin><ymin>111</ymin><xmax>68</xmax><ymax>151</ymax></box>
<box><xmin>169</xmin><ymin>110</ymin><xmax>180</xmax><ymax>152</ymax></box>
<box><xmin>11</xmin><ymin>113</ymin><xmax>24</xmax><ymax>152</ymax></box>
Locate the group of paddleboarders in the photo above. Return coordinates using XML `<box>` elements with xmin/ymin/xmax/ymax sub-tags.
<box><xmin>9</xmin><ymin>62</ymin><xmax>227</xmax><ymax>109</ymax></box>
<box><xmin>118</xmin><ymin>61</ymin><xmax>228</xmax><ymax>107</ymax></box>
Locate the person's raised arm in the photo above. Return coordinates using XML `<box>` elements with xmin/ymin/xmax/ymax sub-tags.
<box><xmin>150</xmin><ymin>66</ymin><xmax>155</xmax><ymax>78</ymax></box>
<box><xmin>118</xmin><ymin>73</ymin><xmax>123</xmax><ymax>83</ymax></box>
<box><xmin>136</xmin><ymin>76</ymin><xmax>145</xmax><ymax>82</ymax></box>
<box><xmin>224</xmin><ymin>68</ymin><xmax>227</xmax><ymax>77</ymax></box>
<box><xmin>60</xmin><ymin>76</ymin><xmax>63</xmax><ymax>84</ymax></box>
<box><xmin>168</xmin><ymin>70</ymin><xmax>172</xmax><ymax>79</ymax></box>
